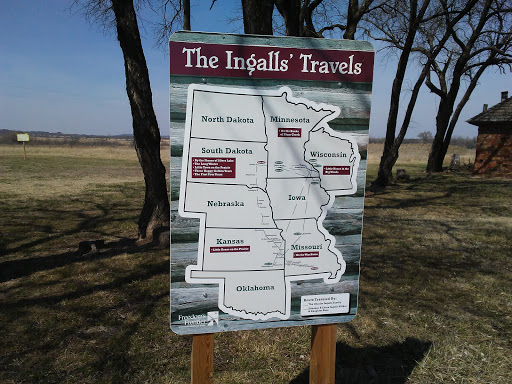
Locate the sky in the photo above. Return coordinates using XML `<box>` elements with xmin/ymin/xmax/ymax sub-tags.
<box><xmin>0</xmin><ymin>0</ymin><xmax>510</xmax><ymax>139</ymax></box>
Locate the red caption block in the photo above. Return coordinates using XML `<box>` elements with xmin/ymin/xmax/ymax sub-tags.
<box><xmin>210</xmin><ymin>246</ymin><xmax>251</xmax><ymax>253</ymax></box>
<box><xmin>278</xmin><ymin>128</ymin><xmax>302</xmax><ymax>137</ymax></box>
<box><xmin>293</xmin><ymin>251</ymin><xmax>320</xmax><ymax>258</ymax></box>
<box><xmin>323</xmin><ymin>166</ymin><xmax>350</xmax><ymax>175</ymax></box>
<box><xmin>192</xmin><ymin>157</ymin><xmax>236</xmax><ymax>178</ymax></box>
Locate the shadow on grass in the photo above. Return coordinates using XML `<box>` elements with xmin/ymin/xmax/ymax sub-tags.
<box><xmin>0</xmin><ymin>237</ymin><xmax>157</xmax><ymax>283</ymax></box>
<box><xmin>366</xmin><ymin>174</ymin><xmax>511</xmax><ymax>210</ymax></box>
<box><xmin>0</xmin><ymin>195</ymin><xmax>171</xmax><ymax>283</ymax></box>
<box><xmin>291</xmin><ymin>337</ymin><xmax>432</xmax><ymax>384</ymax></box>
<box><xmin>5</xmin><ymin>257</ymin><xmax>168</xmax><ymax>310</ymax></box>
<box><xmin>1</xmin><ymin>243</ymin><xmax>179</xmax><ymax>383</ymax></box>
<box><xmin>1</xmin><ymin>202</ymin><xmax>134</xmax><ymax>258</ymax></box>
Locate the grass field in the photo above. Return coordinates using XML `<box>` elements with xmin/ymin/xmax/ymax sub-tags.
<box><xmin>1</xmin><ymin>143</ymin><xmax>511</xmax><ymax>383</ymax></box>
<box><xmin>366</xmin><ymin>143</ymin><xmax>476</xmax><ymax>165</ymax></box>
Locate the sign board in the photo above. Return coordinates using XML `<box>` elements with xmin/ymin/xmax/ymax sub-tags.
<box><xmin>170</xmin><ymin>32</ymin><xmax>374</xmax><ymax>335</ymax></box>
<box><xmin>17</xmin><ymin>133</ymin><xmax>30</xmax><ymax>142</ymax></box>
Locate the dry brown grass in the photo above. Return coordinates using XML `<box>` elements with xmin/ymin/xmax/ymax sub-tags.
<box><xmin>1</xmin><ymin>143</ymin><xmax>169</xmax><ymax>161</ymax></box>
<box><xmin>0</xmin><ymin>145</ymin><xmax>168</xmax><ymax>198</ymax></box>
<box><xmin>1</xmin><ymin>144</ymin><xmax>510</xmax><ymax>383</ymax></box>
<box><xmin>367</xmin><ymin>143</ymin><xmax>476</xmax><ymax>165</ymax></box>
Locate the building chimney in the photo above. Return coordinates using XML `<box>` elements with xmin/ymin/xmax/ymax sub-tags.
<box><xmin>483</xmin><ymin>104</ymin><xmax>488</xmax><ymax>112</ymax></box>
<box><xmin>502</xmin><ymin>91</ymin><xmax>509</xmax><ymax>102</ymax></box>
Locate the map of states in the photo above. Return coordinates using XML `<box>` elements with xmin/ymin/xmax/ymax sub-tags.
<box><xmin>178</xmin><ymin>85</ymin><xmax>360</xmax><ymax>320</ymax></box>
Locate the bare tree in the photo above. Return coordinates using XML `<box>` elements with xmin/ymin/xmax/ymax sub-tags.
<box><xmin>424</xmin><ymin>0</ymin><xmax>512</xmax><ymax>172</ymax></box>
<box><xmin>274</xmin><ymin>0</ymin><xmax>380</xmax><ymax>39</ymax></box>
<box><xmin>368</xmin><ymin>0</ymin><xmax>435</xmax><ymax>187</ymax></box>
<box><xmin>367</xmin><ymin>0</ymin><xmax>479</xmax><ymax>187</ymax></box>
<box><xmin>418</xmin><ymin>131</ymin><xmax>434</xmax><ymax>143</ymax></box>
<box><xmin>274</xmin><ymin>0</ymin><xmax>325</xmax><ymax>37</ymax></box>
<box><xmin>343</xmin><ymin>0</ymin><xmax>379</xmax><ymax>39</ymax></box>
<box><xmin>274</xmin><ymin>0</ymin><xmax>301</xmax><ymax>36</ymax></box>
<box><xmin>241</xmin><ymin>0</ymin><xmax>274</xmax><ymax>34</ymax></box>
<box><xmin>74</xmin><ymin>0</ymin><xmax>174</xmax><ymax>242</ymax></box>
<box><xmin>183</xmin><ymin>0</ymin><xmax>190</xmax><ymax>30</ymax></box>
<box><xmin>151</xmin><ymin>0</ymin><xmax>187</xmax><ymax>47</ymax></box>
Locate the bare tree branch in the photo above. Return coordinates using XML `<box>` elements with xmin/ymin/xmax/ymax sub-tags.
<box><xmin>317</xmin><ymin>23</ymin><xmax>347</xmax><ymax>35</ymax></box>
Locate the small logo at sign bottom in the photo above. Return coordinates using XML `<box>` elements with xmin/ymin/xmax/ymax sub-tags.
<box><xmin>178</xmin><ymin>311</ymin><xmax>220</xmax><ymax>326</ymax></box>
<box><xmin>207</xmin><ymin>311</ymin><xmax>219</xmax><ymax>326</ymax></box>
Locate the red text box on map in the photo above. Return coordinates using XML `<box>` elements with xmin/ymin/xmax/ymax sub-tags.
<box><xmin>278</xmin><ymin>128</ymin><xmax>302</xmax><ymax>138</ymax></box>
<box><xmin>191</xmin><ymin>157</ymin><xmax>236</xmax><ymax>178</ymax></box>
<box><xmin>210</xmin><ymin>246</ymin><xmax>251</xmax><ymax>253</ymax></box>
<box><xmin>323</xmin><ymin>166</ymin><xmax>350</xmax><ymax>175</ymax></box>
<box><xmin>293</xmin><ymin>251</ymin><xmax>320</xmax><ymax>258</ymax></box>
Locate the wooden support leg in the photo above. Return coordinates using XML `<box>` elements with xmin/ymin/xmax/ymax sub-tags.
<box><xmin>310</xmin><ymin>324</ymin><xmax>337</xmax><ymax>384</ymax></box>
<box><xmin>191</xmin><ymin>333</ymin><xmax>214</xmax><ymax>384</ymax></box>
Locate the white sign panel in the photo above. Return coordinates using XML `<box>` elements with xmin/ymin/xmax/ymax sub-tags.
<box><xmin>180</xmin><ymin>85</ymin><xmax>359</xmax><ymax>321</ymax></box>
<box><xmin>170</xmin><ymin>32</ymin><xmax>374</xmax><ymax>334</ymax></box>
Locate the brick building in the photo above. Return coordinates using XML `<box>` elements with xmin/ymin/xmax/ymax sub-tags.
<box><xmin>468</xmin><ymin>91</ymin><xmax>512</xmax><ymax>176</ymax></box>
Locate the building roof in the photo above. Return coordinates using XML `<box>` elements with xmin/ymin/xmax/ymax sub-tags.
<box><xmin>467</xmin><ymin>96</ymin><xmax>512</xmax><ymax>126</ymax></box>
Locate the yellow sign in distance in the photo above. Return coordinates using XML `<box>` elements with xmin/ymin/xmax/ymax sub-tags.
<box><xmin>17</xmin><ymin>133</ymin><xmax>30</xmax><ymax>142</ymax></box>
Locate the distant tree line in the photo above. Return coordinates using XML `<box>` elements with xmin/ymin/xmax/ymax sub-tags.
<box><xmin>369</xmin><ymin>133</ymin><xmax>477</xmax><ymax>149</ymax></box>
<box><xmin>0</xmin><ymin>130</ymin><xmax>146</xmax><ymax>147</ymax></box>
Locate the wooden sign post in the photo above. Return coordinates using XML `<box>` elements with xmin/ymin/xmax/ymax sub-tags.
<box><xmin>190</xmin><ymin>326</ymin><xmax>337</xmax><ymax>383</ymax></box>
<box><xmin>191</xmin><ymin>334</ymin><xmax>214</xmax><ymax>384</ymax></box>
<box><xmin>310</xmin><ymin>324</ymin><xmax>337</xmax><ymax>384</ymax></box>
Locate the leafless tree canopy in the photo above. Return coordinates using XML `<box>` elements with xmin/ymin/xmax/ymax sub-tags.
<box><xmin>271</xmin><ymin>0</ymin><xmax>382</xmax><ymax>39</ymax></box>
<box><xmin>418</xmin><ymin>0</ymin><xmax>512</xmax><ymax>171</ymax></box>
<box><xmin>73</xmin><ymin>0</ymin><xmax>511</xmax><ymax>190</ymax></box>
<box><xmin>72</xmin><ymin>0</ymin><xmax>184</xmax><ymax>48</ymax></box>
<box><xmin>365</xmin><ymin>0</ymin><xmax>511</xmax><ymax>184</ymax></box>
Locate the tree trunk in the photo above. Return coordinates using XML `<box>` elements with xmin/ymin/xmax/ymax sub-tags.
<box><xmin>372</xmin><ymin>1</ymin><xmax>423</xmax><ymax>187</ymax></box>
<box><xmin>373</xmin><ymin>62</ymin><xmax>431</xmax><ymax>185</ymax></box>
<box><xmin>241</xmin><ymin>0</ymin><xmax>274</xmax><ymax>35</ymax></box>
<box><xmin>426</xmin><ymin>97</ymin><xmax>452</xmax><ymax>172</ymax></box>
<box><xmin>343</xmin><ymin>21</ymin><xmax>358</xmax><ymax>40</ymax></box>
<box><xmin>426</xmin><ymin>55</ymin><xmax>491</xmax><ymax>172</ymax></box>
<box><xmin>275</xmin><ymin>0</ymin><xmax>301</xmax><ymax>36</ymax></box>
<box><xmin>371</xmin><ymin>0</ymin><xmax>431</xmax><ymax>188</ymax></box>
<box><xmin>426</xmin><ymin>0</ymin><xmax>494</xmax><ymax>172</ymax></box>
<box><xmin>374</xmin><ymin>149</ymin><xmax>398</xmax><ymax>186</ymax></box>
<box><xmin>426</xmin><ymin>129</ymin><xmax>447</xmax><ymax>172</ymax></box>
<box><xmin>111</xmin><ymin>0</ymin><xmax>170</xmax><ymax>242</ymax></box>
<box><xmin>183</xmin><ymin>0</ymin><xmax>191</xmax><ymax>31</ymax></box>
<box><xmin>343</xmin><ymin>0</ymin><xmax>360</xmax><ymax>39</ymax></box>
